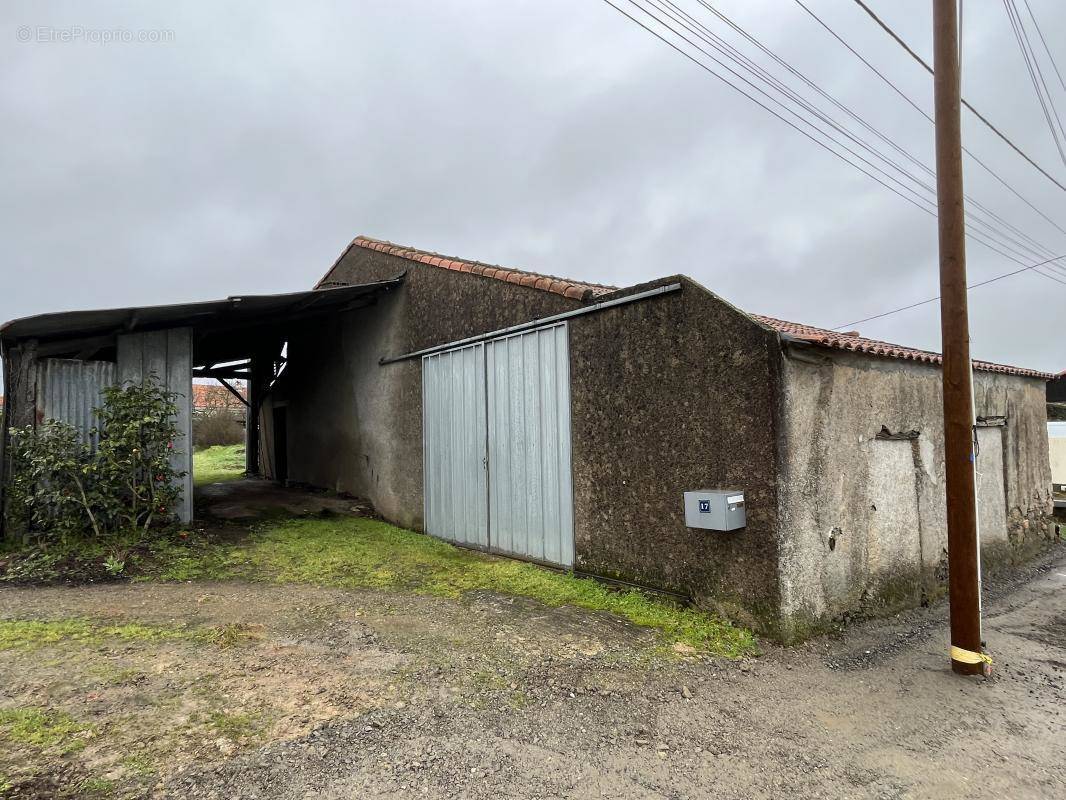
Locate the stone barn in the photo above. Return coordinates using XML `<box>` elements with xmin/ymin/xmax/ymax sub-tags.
<box><xmin>1</xmin><ymin>235</ymin><xmax>1056</xmax><ymax>639</ymax></box>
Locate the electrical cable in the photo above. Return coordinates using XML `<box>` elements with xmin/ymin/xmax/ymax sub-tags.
<box><xmin>1021</xmin><ymin>0</ymin><xmax>1066</xmax><ymax>93</ymax></box>
<box><xmin>599</xmin><ymin>0</ymin><xmax>1066</xmax><ymax>327</ymax></box>
<box><xmin>614</xmin><ymin>0</ymin><xmax>1066</xmax><ymax>277</ymax></box>
<box><xmin>833</xmin><ymin>252</ymin><xmax>1066</xmax><ymax>329</ymax></box>
<box><xmin>688</xmin><ymin>0</ymin><xmax>1066</xmax><ymax>266</ymax></box>
<box><xmin>1002</xmin><ymin>0</ymin><xmax>1066</xmax><ymax>166</ymax></box>
<box><xmin>846</xmin><ymin>0</ymin><xmax>1066</xmax><ymax>192</ymax></box>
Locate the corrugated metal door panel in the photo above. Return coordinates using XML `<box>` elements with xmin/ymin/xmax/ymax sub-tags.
<box><xmin>37</xmin><ymin>359</ymin><xmax>117</xmax><ymax>446</ymax></box>
<box><xmin>422</xmin><ymin>344</ymin><xmax>488</xmax><ymax>548</ymax></box>
<box><xmin>486</xmin><ymin>324</ymin><xmax>574</xmax><ymax>568</ymax></box>
<box><xmin>116</xmin><ymin>329</ymin><xmax>194</xmax><ymax>524</ymax></box>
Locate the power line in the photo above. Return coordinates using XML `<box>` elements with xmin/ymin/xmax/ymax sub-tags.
<box><xmin>797</xmin><ymin>0</ymin><xmax>932</xmax><ymax>122</ymax></box>
<box><xmin>598</xmin><ymin>0</ymin><xmax>1066</xmax><ymax>323</ymax></box>
<box><xmin>833</xmin><ymin>253</ymin><xmax>1066</xmax><ymax>330</ymax></box>
<box><xmin>608</xmin><ymin>0</ymin><xmax>1066</xmax><ymax>279</ymax></box>
<box><xmin>1022</xmin><ymin>0</ymin><xmax>1066</xmax><ymax>93</ymax></box>
<box><xmin>843</xmin><ymin>0</ymin><xmax>1066</xmax><ymax>194</ymax></box>
<box><xmin>844</xmin><ymin>0</ymin><xmax>1066</xmax><ymax>236</ymax></box>
<box><xmin>648</xmin><ymin>0</ymin><xmax>943</xmax><ymax>206</ymax></box>
<box><xmin>1002</xmin><ymin>0</ymin><xmax>1066</xmax><ymax>166</ymax></box>
<box><xmin>687</xmin><ymin>0</ymin><xmax>1066</xmax><ymax>268</ymax></box>
<box><xmin>599</xmin><ymin>0</ymin><xmax>942</xmax><ymax>220</ymax></box>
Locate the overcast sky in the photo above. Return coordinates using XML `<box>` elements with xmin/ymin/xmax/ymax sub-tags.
<box><xmin>2</xmin><ymin>0</ymin><xmax>1064</xmax><ymax>373</ymax></box>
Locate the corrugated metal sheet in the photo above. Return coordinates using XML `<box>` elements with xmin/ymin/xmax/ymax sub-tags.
<box><xmin>422</xmin><ymin>343</ymin><xmax>489</xmax><ymax>548</ymax></box>
<box><xmin>486</xmin><ymin>324</ymin><xmax>574</xmax><ymax>568</ymax></box>
<box><xmin>117</xmin><ymin>329</ymin><xmax>193</xmax><ymax>524</ymax></box>
<box><xmin>421</xmin><ymin>324</ymin><xmax>575</xmax><ymax>568</ymax></box>
<box><xmin>37</xmin><ymin>359</ymin><xmax>116</xmax><ymax>445</ymax></box>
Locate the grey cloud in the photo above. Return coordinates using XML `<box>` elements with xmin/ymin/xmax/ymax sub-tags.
<box><xmin>1</xmin><ymin>0</ymin><xmax>1063</xmax><ymax>373</ymax></box>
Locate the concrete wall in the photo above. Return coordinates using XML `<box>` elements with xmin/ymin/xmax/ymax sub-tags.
<box><xmin>776</xmin><ymin>347</ymin><xmax>1054</xmax><ymax>637</ymax></box>
<box><xmin>567</xmin><ymin>277</ymin><xmax>783</xmax><ymax>630</ymax></box>
<box><xmin>279</xmin><ymin>248</ymin><xmax>579</xmax><ymax>528</ymax></box>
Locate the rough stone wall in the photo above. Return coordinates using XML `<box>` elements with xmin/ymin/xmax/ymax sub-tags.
<box><xmin>280</xmin><ymin>247</ymin><xmax>579</xmax><ymax>528</ymax></box>
<box><xmin>776</xmin><ymin>348</ymin><xmax>1054</xmax><ymax>637</ymax></box>
<box><xmin>567</xmin><ymin>277</ymin><xmax>783</xmax><ymax>631</ymax></box>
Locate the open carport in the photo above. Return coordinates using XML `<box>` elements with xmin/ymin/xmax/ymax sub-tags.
<box><xmin>0</xmin><ymin>277</ymin><xmax>401</xmax><ymax>529</ymax></box>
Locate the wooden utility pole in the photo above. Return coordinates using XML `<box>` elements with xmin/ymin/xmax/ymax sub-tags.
<box><xmin>932</xmin><ymin>0</ymin><xmax>986</xmax><ymax>676</ymax></box>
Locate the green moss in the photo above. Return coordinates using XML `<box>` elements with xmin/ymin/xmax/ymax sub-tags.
<box><xmin>144</xmin><ymin>516</ymin><xmax>757</xmax><ymax>658</ymax></box>
<box><xmin>193</xmin><ymin>444</ymin><xmax>246</xmax><ymax>486</ymax></box>
<box><xmin>140</xmin><ymin>536</ymin><xmax>240</xmax><ymax>582</ymax></box>
<box><xmin>0</xmin><ymin>707</ymin><xmax>93</xmax><ymax>754</ymax></box>
<box><xmin>0</xmin><ymin>618</ymin><xmax>256</xmax><ymax>651</ymax></box>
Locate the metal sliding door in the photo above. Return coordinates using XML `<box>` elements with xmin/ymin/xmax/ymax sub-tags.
<box><xmin>486</xmin><ymin>324</ymin><xmax>574</xmax><ymax>568</ymax></box>
<box><xmin>422</xmin><ymin>343</ymin><xmax>489</xmax><ymax>548</ymax></box>
<box><xmin>422</xmin><ymin>324</ymin><xmax>574</xmax><ymax>568</ymax></box>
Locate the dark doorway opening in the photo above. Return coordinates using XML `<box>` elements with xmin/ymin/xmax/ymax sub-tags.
<box><xmin>273</xmin><ymin>406</ymin><xmax>288</xmax><ymax>484</ymax></box>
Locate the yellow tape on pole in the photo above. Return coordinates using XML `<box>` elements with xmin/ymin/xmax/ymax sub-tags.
<box><xmin>950</xmin><ymin>645</ymin><xmax>992</xmax><ymax>665</ymax></box>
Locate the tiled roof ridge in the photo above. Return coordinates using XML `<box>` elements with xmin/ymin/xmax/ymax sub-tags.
<box><xmin>754</xmin><ymin>314</ymin><xmax>1053</xmax><ymax>380</ymax></box>
<box><xmin>350</xmin><ymin>235</ymin><xmax>618</xmax><ymax>301</ymax></box>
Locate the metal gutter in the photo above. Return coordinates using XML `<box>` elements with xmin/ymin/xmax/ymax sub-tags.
<box><xmin>380</xmin><ymin>282</ymin><xmax>683</xmax><ymax>364</ymax></box>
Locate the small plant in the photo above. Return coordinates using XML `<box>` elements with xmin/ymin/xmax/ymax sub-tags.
<box><xmin>103</xmin><ymin>553</ymin><xmax>126</xmax><ymax>577</ymax></box>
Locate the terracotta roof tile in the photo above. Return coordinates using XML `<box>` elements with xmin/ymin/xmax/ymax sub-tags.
<box><xmin>191</xmin><ymin>383</ymin><xmax>247</xmax><ymax>412</ymax></box>
<box><xmin>325</xmin><ymin>236</ymin><xmax>1051</xmax><ymax>379</ymax></box>
<box><xmin>753</xmin><ymin>315</ymin><xmax>1053</xmax><ymax>379</ymax></box>
<box><xmin>349</xmin><ymin>236</ymin><xmax>616</xmax><ymax>302</ymax></box>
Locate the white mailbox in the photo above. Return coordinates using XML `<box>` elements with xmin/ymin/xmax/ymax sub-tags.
<box><xmin>684</xmin><ymin>490</ymin><xmax>746</xmax><ymax>531</ymax></box>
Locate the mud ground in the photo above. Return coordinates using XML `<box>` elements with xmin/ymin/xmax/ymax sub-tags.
<box><xmin>1</xmin><ymin>548</ymin><xmax>1064</xmax><ymax>800</ymax></box>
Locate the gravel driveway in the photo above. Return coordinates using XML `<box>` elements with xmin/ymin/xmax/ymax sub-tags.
<box><xmin>1</xmin><ymin>547</ymin><xmax>1064</xmax><ymax>799</ymax></box>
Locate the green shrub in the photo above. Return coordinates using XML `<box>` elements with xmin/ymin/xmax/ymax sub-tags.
<box><xmin>4</xmin><ymin>377</ymin><xmax>185</xmax><ymax>543</ymax></box>
<box><xmin>193</xmin><ymin>408</ymin><xmax>245</xmax><ymax>449</ymax></box>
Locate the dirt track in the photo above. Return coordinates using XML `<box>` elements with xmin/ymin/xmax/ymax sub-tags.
<box><xmin>1</xmin><ymin>547</ymin><xmax>1064</xmax><ymax>799</ymax></box>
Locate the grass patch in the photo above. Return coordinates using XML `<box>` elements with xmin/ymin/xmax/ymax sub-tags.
<box><xmin>120</xmin><ymin>753</ymin><xmax>156</xmax><ymax>777</ymax></box>
<box><xmin>0</xmin><ymin>707</ymin><xmax>93</xmax><ymax>754</ymax></box>
<box><xmin>206</xmin><ymin>709</ymin><xmax>262</xmax><ymax>741</ymax></box>
<box><xmin>193</xmin><ymin>444</ymin><xmax>246</xmax><ymax>486</ymax></box>
<box><xmin>145</xmin><ymin>516</ymin><xmax>757</xmax><ymax>657</ymax></box>
<box><xmin>0</xmin><ymin>618</ymin><xmax>255</xmax><ymax>651</ymax></box>
<box><xmin>80</xmin><ymin>777</ymin><xmax>118</xmax><ymax>795</ymax></box>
